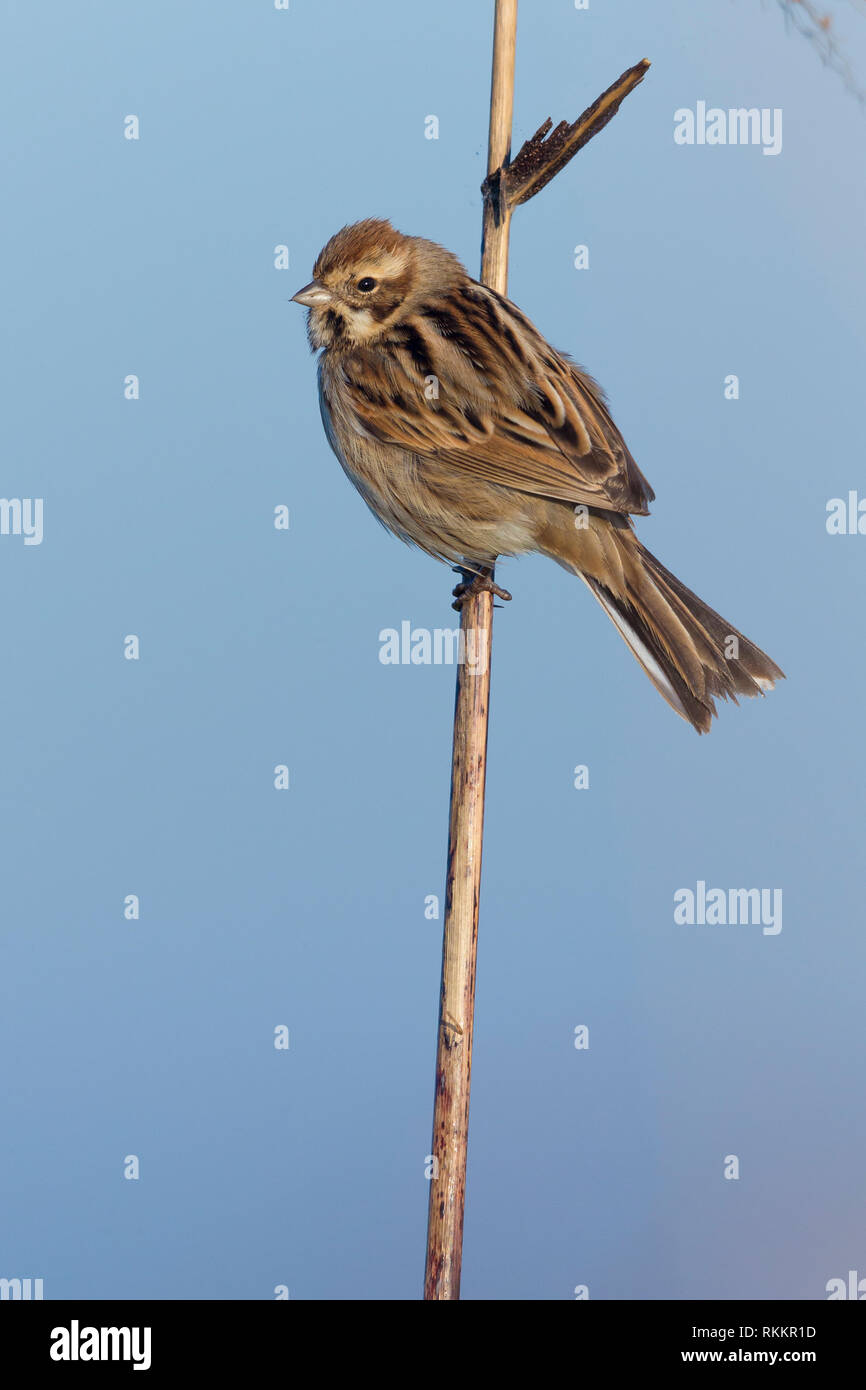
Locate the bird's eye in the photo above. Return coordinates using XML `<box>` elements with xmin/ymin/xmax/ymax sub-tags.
<box><xmin>357</xmin><ymin>277</ymin><xmax>377</xmax><ymax>292</ymax></box>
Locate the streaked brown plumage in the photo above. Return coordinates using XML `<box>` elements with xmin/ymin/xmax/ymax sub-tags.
<box><xmin>292</xmin><ymin>218</ymin><xmax>783</xmax><ymax>732</ymax></box>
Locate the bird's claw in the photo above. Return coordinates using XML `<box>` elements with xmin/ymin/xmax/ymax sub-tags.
<box><xmin>451</xmin><ymin>570</ymin><xmax>512</xmax><ymax>612</ymax></box>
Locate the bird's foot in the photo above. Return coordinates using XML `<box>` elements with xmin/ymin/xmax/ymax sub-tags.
<box><xmin>451</xmin><ymin>568</ymin><xmax>512</xmax><ymax>612</ymax></box>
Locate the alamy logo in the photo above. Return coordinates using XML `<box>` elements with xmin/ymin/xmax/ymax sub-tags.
<box><xmin>379</xmin><ymin>622</ymin><xmax>488</xmax><ymax>674</ymax></box>
<box><xmin>826</xmin><ymin>493</ymin><xmax>866</xmax><ymax>534</ymax></box>
<box><xmin>0</xmin><ymin>1276</ymin><xmax>43</xmax><ymax>1299</ymax></box>
<box><xmin>0</xmin><ymin>497</ymin><xmax>43</xmax><ymax>545</ymax></box>
<box><xmin>50</xmin><ymin>1321</ymin><xmax>151</xmax><ymax>1372</ymax></box>
<box><xmin>674</xmin><ymin>103</ymin><xmax>782</xmax><ymax>156</ymax></box>
<box><xmin>826</xmin><ymin>1270</ymin><xmax>866</xmax><ymax>1299</ymax></box>
<box><xmin>674</xmin><ymin>881</ymin><xmax>782</xmax><ymax>935</ymax></box>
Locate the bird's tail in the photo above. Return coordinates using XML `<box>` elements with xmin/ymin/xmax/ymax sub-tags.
<box><xmin>545</xmin><ymin>513</ymin><xmax>784</xmax><ymax>733</ymax></box>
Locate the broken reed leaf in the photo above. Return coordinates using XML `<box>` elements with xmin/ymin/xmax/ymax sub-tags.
<box><xmin>481</xmin><ymin>58</ymin><xmax>650</xmax><ymax>211</ymax></box>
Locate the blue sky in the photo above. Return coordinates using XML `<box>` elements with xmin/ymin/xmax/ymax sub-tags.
<box><xmin>1</xmin><ymin>0</ymin><xmax>864</xmax><ymax>1300</ymax></box>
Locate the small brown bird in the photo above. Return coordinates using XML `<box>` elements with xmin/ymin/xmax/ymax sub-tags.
<box><xmin>293</xmin><ymin>219</ymin><xmax>783</xmax><ymax>732</ymax></box>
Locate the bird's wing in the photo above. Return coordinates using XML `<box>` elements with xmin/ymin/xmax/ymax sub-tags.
<box><xmin>333</xmin><ymin>280</ymin><xmax>654</xmax><ymax>516</ymax></box>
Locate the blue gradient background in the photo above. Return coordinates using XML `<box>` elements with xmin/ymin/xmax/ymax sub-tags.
<box><xmin>1</xmin><ymin>0</ymin><xmax>864</xmax><ymax>1300</ymax></box>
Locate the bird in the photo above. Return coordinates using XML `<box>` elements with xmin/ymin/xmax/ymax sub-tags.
<box><xmin>292</xmin><ymin>218</ymin><xmax>783</xmax><ymax>733</ymax></box>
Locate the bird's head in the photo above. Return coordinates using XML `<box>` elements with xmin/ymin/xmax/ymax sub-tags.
<box><xmin>292</xmin><ymin>218</ymin><xmax>465</xmax><ymax>350</ymax></box>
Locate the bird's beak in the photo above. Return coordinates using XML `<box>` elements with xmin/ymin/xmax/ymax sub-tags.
<box><xmin>291</xmin><ymin>280</ymin><xmax>333</xmax><ymax>308</ymax></box>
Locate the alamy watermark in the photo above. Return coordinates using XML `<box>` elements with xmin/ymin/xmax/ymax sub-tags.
<box><xmin>0</xmin><ymin>498</ymin><xmax>43</xmax><ymax>545</ymax></box>
<box><xmin>50</xmin><ymin>1321</ymin><xmax>151</xmax><ymax>1371</ymax></box>
<box><xmin>674</xmin><ymin>880</ymin><xmax>782</xmax><ymax>935</ymax></box>
<box><xmin>379</xmin><ymin>621</ymin><xmax>488</xmax><ymax>674</ymax></box>
<box><xmin>826</xmin><ymin>1270</ymin><xmax>866</xmax><ymax>1299</ymax></box>
<box><xmin>674</xmin><ymin>103</ymin><xmax>782</xmax><ymax>156</ymax></box>
<box><xmin>826</xmin><ymin>492</ymin><xmax>866</xmax><ymax>534</ymax></box>
<box><xmin>0</xmin><ymin>1277</ymin><xmax>43</xmax><ymax>1299</ymax></box>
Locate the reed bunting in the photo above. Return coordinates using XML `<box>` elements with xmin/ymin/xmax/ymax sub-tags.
<box><xmin>292</xmin><ymin>219</ymin><xmax>782</xmax><ymax>732</ymax></box>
